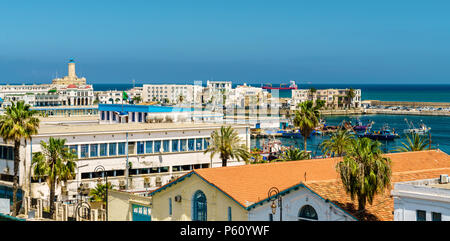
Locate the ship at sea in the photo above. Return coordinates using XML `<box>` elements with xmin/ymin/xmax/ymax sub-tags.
<box><xmin>262</xmin><ymin>80</ymin><xmax>298</xmax><ymax>90</ymax></box>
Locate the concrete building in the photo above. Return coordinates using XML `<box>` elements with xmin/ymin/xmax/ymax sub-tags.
<box><xmin>392</xmin><ymin>175</ymin><xmax>450</xmax><ymax>221</ymax></box>
<box><xmin>291</xmin><ymin>88</ymin><xmax>361</xmax><ymax>109</ymax></box>
<box><xmin>142</xmin><ymin>84</ymin><xmax>202</xmax><ymax>104</ymax></box>
<box><xmin>149</xmin><ymin>150</ymin><xmax>450</xmax><ymax>221</ymax></box>
<box><xmin>108</xmin><ymin>189</ymin><xmax>152</xmax><ymax>221</ymax></box>
<box><xmin>95</xmin><ymin>87</ymin><xmax>143</xmax><ymax>105</ymax></box>
<box><xmin>52</xmin><ymin>58</ymin><xmax>87</xmax><ymax>85</ymax></box>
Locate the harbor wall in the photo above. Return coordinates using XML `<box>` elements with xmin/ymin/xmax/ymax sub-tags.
<box><xmin>367</xmin><ymin>100</ymin><xmax>450</xmax><ymax>108</ymax></box>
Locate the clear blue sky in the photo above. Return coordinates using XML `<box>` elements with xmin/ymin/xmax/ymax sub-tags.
<box><xmin>1</xmin><ymin>0</ymin><xmax>450</xmax><ymax>85</ymax></box>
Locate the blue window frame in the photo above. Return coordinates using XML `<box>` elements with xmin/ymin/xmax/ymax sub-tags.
<box><xmin>169</xmin><ymin>198</ymin><xmax>172</xmax><ymax>216</ymax></box>
<box><xmin>204</xmin><ymin>138</ymin><xmax>210</xmax><ymax>149</ymax></box>
<box><xmin>154</xmin><ymin>141</ymin><xmax>162</xmax><ymax>153</ymax></box>
<box><xmin>196</xmin><ymin>138</ymin><xmax>203</xmax><ymax>151</ymax></box>
<box><xmin>132</xmin><ymin>112</ymin><xmax>135</xmax><ymax>122</ymax></box>
<box><xmin>172</xmin><ymin>140</ymin><xmax>179</xmax><ymax>152</ymax></box>
<box><xmin>228</xmin><ymin>207</ymin><xmax>232</xmax><ymax>221</ymax></box>
<box><xmin>112</xmin><ymin>113</ymin><xmax>116</xmax><ymax>121</ymax></box>
<box><xmin>298</xmin><ymin>205</ymin><xmax>318</xmax><ymax>221</ymax></box>
<box><xmin>106</xmin><ymin>111</ymin><xmax>110</xmax><ymax>120</ymax></box>
<box><xmin>69</xmin><ymin>145</ymin><xmax>78</xmax><ymax>157</ymax></box>
<box><xmin>163</xmin><ymin>140</ymin><xmax>170</xmax><ymax>153</ymax></box>
<box><xmin>137</xmin><ymin>141</ymin><xmax>145</xmax><ymax>154</ymax></box>
<box><xmin>132</xmin><ymin>204</ymin><xmax>151</xmax><ymax>221</ymax></box>
<box><xmin>101</xmin><ymin>111</ymin><xmax>105</xmax><ymax>120</ymax></box>
<box><xmin>109</xmin><ymin>143</ymin><xmax>117</xmax><ymax>156</ymax></box>
<box><xmin>90</xmin><ymin>144</ymin><xmax>98</xmax><ymax>157</ymax></box>
<box><xmin>138</xmin><ymin>112</ymin><xmax>142</xmax><ymax>122</ymax></box>
<box><xmin>188</xmin><ymin>139</ymin><xmax>195</xmax><ymax>151</ymax></box>
<box><xmin>145</xmin><ymin>141</ymin><xmax>153</xmax><ymax>153</ymax></box>
<box><xmin>100</xmin><ymin>143</ymin><xmax>107</xmax><ymax>157</ymax></box>
<box><xmin>180</xmin><ymin>139</ymin><xmax>187</xmax><ymax>152</ymax></box>
<box><xmin>80</xmin><ymin>144</ymin><xmax>89</xmax><ymax>158</ymax></box>
<box><xmin>118</xmin><ymin>142</ymin><xmax>126</xmax><ymax>155</ymax></box>
<box><xmin>192</xmin><ymin>190</ymin><xmax>207</xmax><ymax>221</ymax></box>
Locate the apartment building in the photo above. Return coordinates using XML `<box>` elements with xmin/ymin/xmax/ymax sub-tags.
<box><xmin>291</xmin><ymin>88</ymin><xmax>361</xmax><ymax>109</ymax></box>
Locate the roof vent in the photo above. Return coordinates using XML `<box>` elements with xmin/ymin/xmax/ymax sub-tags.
<box><xmin>439</xmin><ymin>174</ymin><xmax>448</xmax><ymax>184</ymax></box>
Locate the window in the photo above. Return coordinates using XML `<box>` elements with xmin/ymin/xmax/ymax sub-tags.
<box><xmin>269</xmin><ymin>213</ymin><xmax>273</xmax><ymax>221</ymax></box>
<box><xmin>69</xmin><ymin>145</ymin><xmax>78</xmax><ymax>157</ymax></box>
<box><xmin>416</xmin><ymin>210</ymin><xmax>426</xmax><ymax>221</ymax></box>
<box><xmin>180</xmin><ymin>139</ymin><xmax>187</xmax><ymax>151</ymax></box>
<box><xmin>188</xmin><ymin>139</ymin><xmax>195</xmax><ymax>151</ymax></box>
<box><xmin>138</xmin><ymin>112</ymin><xmax>142</xmax><ymax>122</ymax></box>
<box><xmin>172</xmin><ymin>140</ymin><xmax>179</xmax><ymax>152</ymax></box>
<box><xmin>192</xmin><ymin>190</ymin><xmax>207</xmax><ymax>221</ymax></box>
<box><xmin>132</xmin><ymin>112</ymin><xmax>135</xmax><ymax>122</ymax></box>
<box><xmin>100</xmin><ymin>143</ymin><xmax>107</xmax><ymax>157</ymax></box>
<box><xmin>128</xmin><ymin>142</ymin><xmax>135</xmax><ymax>155</ymax></box>
<box><xmin>298</xmin><ymin>205</ymin><xmax>318</xmax><ymax>221</ymax></box>
<box><xmin>101</xmin><ymin>111</ymin><xmax>105</xmax><ymax>120</ymax></box>
<box><xmin>169</xmin><ymin>198</ymin><xmax>172</xmax><ymax>216</ymax></box>
<box><xmin>145</xmin><ymin>141</ymin><xmax>153</xmax><ymax>153</ymax></box>
<box><xmin>90</xmin><ymin>144</ymin><xmax>98</xmax><ymax>157</ymax></box>
<box><xmin>163</xmin><ymin>140</ymin><xmax>170</xmax><ymax>153</ymax></box>
<box><xmin>106</xmin><ymin>111</ymin><xmax>110</xmax><ymax>120</ymax></box>
<box><xmin>228</xmin><ymin>207</ymin><xmax>232</xmax><ymax>221</ymax></box>
<box><xmin>118</xmin><ymin>142</ymin><xmax>126</xmax><ymax>155</ymax></box>
<box><xmin>154</xmin><ymin>141</ymin><xmax>162</xmax><ymax>153</ymax></box>
<box><xmin>109</xmin><ymin>143</ymin><xmax>117</xmax><ymax>156</ymax></box>
<box><xmin>112</xmin><ymin>113</ymin><xmax>116</xmax><ymax>121</ymax></box>
<box><xmin>80</xmin><ymin>144</ymin><xmax>89</xmax><ymax>158</ymax></box>
<box><xmin>204</xmin><ymin>138</ymin><xmax>210</xmax><ymax>149</ymax></box>
<box><xmin>196</xmin><ymin>138</ymin><xmax>203</xmax><ymax>151</ymax></box>
<box><xmin>432</xmin><ymin>212</ymin><xmax>441</xmax><ymax>221</ymax></box>
<box><xmin>137</xmin><ymin>141</ymin><xmax>145</xmax><ymax>154</ymax></box>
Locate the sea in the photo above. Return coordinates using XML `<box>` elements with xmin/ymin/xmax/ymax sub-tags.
<box><xmin>94</xmin><ymin>83</ymin><xmax>450</xmax><ymax>154</ymax></box>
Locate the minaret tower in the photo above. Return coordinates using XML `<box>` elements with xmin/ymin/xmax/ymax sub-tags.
<box><xmin>68</xmin><ymin>58</ymin><xmax>77</xmax><ymax>79</ymax></box>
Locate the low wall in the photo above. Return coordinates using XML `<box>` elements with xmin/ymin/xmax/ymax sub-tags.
<box><xmin>367</xmin><ymin>100</ymin><xmax>450</xmax><ymax>108</ymax></box>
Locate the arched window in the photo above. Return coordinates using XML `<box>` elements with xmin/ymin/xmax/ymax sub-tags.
<box><xmin>298</xmin><ymin>205</ymin><xmax>318</xmax><ymax>221</ymax></box>
<box><xmin>192</xmin><ymin>190</ymin><xmax>207</xmax><ymax>221</ymax></box>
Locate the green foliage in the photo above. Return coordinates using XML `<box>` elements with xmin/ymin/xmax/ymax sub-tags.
<box><xmin>395</xmin><ymin>133</ymin><xmax>430</xmax><ymax>152</ymax></box>
<box><xmin>275</xmin><ymin>148</ymin><xmax>310</xmax><ymax>162</ymax></box>
<box><xmin>293</xmin><ymin>100</ymin><xmax>321</xmax><ymax>151</ymax></box>
<box><xmin>0</xmin><ymin>100</ymin><xmax>40</xmax><ymax>216</ymax></box>
<box><xmin>336</xmin><ymin>138</ymin><xmax>392</xmax><ymax>211</ymax></box>
<box><xmin>320</xmin><ymin>129</ymin><xmax>354</xmax><ymax>157</ymax></box>
<box><xmin>204</xmin><ymin>126</ymin><xmax>250</xmax><ymax>167</ymax></box>
<box><xmin>89</xmin><ymin>183</ymin><xmax>113</xmax><ymax>204</ymax></box>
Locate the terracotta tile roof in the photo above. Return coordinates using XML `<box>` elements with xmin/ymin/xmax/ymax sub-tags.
<box><xmin>193</xmin><ymin>150</ymin><xmax>450</xmax><ymax>220</ymax></box>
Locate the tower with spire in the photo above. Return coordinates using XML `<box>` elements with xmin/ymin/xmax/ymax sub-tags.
<box><xmin>52</xmin><ymin>58</ymin><xmax>87</xmax><ymax>85</ymax></box>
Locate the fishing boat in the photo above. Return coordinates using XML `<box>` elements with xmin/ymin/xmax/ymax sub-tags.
<box><xmin>262</xmin><ymin>80</ymin><xmax>298</xmax><ymax>90</ymax></box>
<box><xmin>352</xmin><ymin>118</ymin><xmax>373</xmax><ymax>131</ymax></box>
<box><xmin>358</xmin><ymin>124</ymin><xmax>399</xmax><ymax>141</ymax></box>
<box><xmin>403</xmin><ymin>118</ymin><xmax>431</xmax><ymax>135</ymax></box>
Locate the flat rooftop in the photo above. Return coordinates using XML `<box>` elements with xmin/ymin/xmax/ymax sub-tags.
<box><xmin>35</xmin><ymin>121</ymin><xmax>249</xmax><ymax>136</ymax></box>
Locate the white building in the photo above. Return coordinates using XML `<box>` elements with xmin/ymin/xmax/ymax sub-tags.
<box><xmin>291</xmin><ymin>88</ymin><xmax>361</xmax><ymax>109</ymax></box>
<box><xmin>142</xmin><ymin>84</ymin><xmax>202</xmax><ymax>104</ymax></box>
<box><xmin>392</xmin><ymin>175</ymin><xmax>450</xmax><ymax>221</ymax></box>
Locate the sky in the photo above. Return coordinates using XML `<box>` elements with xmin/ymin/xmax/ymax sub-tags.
<box><xmin>1</xmin><ymin>0</ymin><xmax>450</xmax><ymax>85</ymax></box>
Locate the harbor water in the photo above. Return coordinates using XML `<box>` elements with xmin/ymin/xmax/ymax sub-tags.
<box><xmin>251</xmin><ymin>114</ymin><xmax>450</xmax><ymax>156</ymax></box>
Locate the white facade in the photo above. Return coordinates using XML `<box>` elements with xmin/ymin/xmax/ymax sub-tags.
<box><xmin>291</xmin><ymin>88</ymin><xmax>362</xmax><ymax>109</ymax></box>
<box><xmin>248</xmin><ymin>185</ymin><xmax>356</xmax><ymax>221</ymax></box>
<box><xmin>0</xmin><ymin>120</ymin><xmax>250</xmax><ymax>203</ymax></box>
<box><xmin>392</xmin><ymin>177</ymin><xmax>450</xmax><ymax>221</ymax></box>
<box><xmin>142</xmin><ymin>84</ymin><xmax>202</xmax><ymax>104</ymax></box>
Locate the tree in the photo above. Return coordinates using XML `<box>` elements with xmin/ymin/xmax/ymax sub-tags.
<box><xmin>395</xmin><ymin>133</ymin><xmax>430</xmax><ymax>152</ymax></box>
<box><xmin>31</xmin><ymin>137</ymin><xmax>77</xmax><ymax>218</ymax></box>
<box><xmin>0</xmin><ymin>101</ymin><xmax>40</xmax><ymax>216</ymax></box>
<box><xmin>204</xmin><ymin>126</ymin><xmax>250</xmax><ymax>167</ymax></box>
<box><xmin>89</xmin><ymin>183</ymin><xmax>113</xmax><ymax>205</ymax></box>
<box><xmin>336</xmin><ymin>137</ymin><xmax>392</xmax><ymax>211</ymax></box>
<box><xmin>177</xmin><ymin>94</ymin><xmax>185</xmax><ymax>105</ymax></box>
<box><xmin>132</xmin><ymin>96</ymin><xmax>142</xmax><ymax>104</ymax></box>
<box><xmin>346</xmin><ymin>88</ymin><xmax>356</xmax><ymax>109</ymax></box>
<box><xmin>320</xmin><ymin>129</ymin><xmax>354</xmax><ymax>157</ymax></box>
<box><xmin>275</xmin><ymin>148</ymin><xmax>310</xmax><ymax>162</ymax></box>
<box><xmin>293</xmin><ymin>101</ymin><xmax>321</xmax><ymax>152</ymax></box>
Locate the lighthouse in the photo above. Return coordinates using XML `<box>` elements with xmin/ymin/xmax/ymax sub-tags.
<box><xmin>52</xmin><ymin>58</ymin><xmax>87</xmax><ymax>85</ymax></box>
<box><xmin>68</xmin><ymin>58</ymin><xmax>77</xmax><ymax>78</ymax></box>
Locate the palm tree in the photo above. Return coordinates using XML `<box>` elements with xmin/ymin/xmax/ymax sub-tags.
<box><xmin>204</xmin><ymin>126</ymin><xmax>250</xmax><ymax>167</ymax></box>
<box><xmin>31</xmin><ymin>137</ymin><xmax>77</xmax><ymax>218</ymax></box>
<box><xmin>346</xmin><ymin>88</ymin><xmax>356</xmax><ymax>109</ymax></box>
<box><xmin>336</xmin><ymin>137</ymin><xmax>392</xmax><ymax>211</ymax></box>
<box><xmin>0</xmin><ymin>101</ymin><xmax>40</xmax><ymax>216</ymax></box>
<box><xmin>275</xmin><ymin>148</ymin><xmax>310</xmax><ymax>162</ymax></box>
<box><xmin>89</xmin><ymin>183</ymin><xmax>113</xmax><ymax>205</ymax></box>
<box><xmin>395</xmin><ymin>133</ymin><xmax>430</xmax><ymax>152</ymax></box>
<box><xmin>132</xmin><ymin>96</ymin><xmax>142</xmax><ymax>104</ymax></box>
<box><xmin>320</xmin><ymin>129</ymin><xmax>354</xmax><ymax>157</ymax></box>
<box><xmin>177</xmin><ymin>94</ymin><xmax>185</xmax><ymax>105</ymax></box>
<box><xmin>293</xmin><ymin>101</ymin><xmax>321</xmax><ymax>152</ymax></box>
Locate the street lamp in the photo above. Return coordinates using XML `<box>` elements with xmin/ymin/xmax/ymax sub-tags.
<box><xmin>94</xmin><ymin>165</ymin><xmax>108</xmax><ymax>221</ymax></box>
<box><xmin>268</xmin><ymin>187</ymin><xmax>282</xmax><ymax>221</ymax></box>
